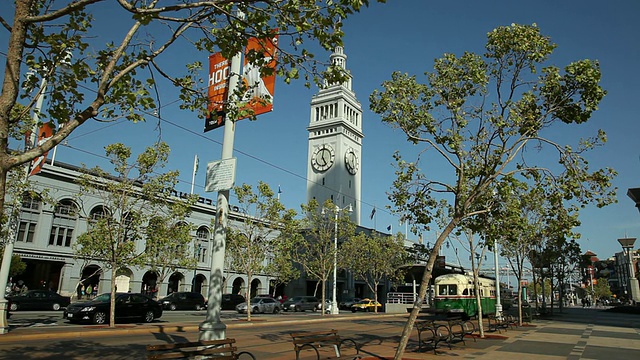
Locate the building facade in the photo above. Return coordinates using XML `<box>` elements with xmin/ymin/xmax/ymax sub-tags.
<box><xmin>9</xmin><ymin>161</ymin><xmax>272</xmax><ymax>300</ymax></box>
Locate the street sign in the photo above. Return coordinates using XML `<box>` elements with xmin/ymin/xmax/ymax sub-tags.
<box><xmin>205</xmin><ymin>158</ymin><xmax>237</xmax><ymax>192</ymax></box>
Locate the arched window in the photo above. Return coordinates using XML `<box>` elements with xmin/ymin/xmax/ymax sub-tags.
<box><xmin>88</xmin><ymin>205</ymin><xmax>109</xmax><ymax>228</ymax></box>
<box><xmin>17</xmin><ymin>192</ymin><xmax>42</xmax><ymax>243</ymax></box>
<box><xmin>49</xmin><ymin>199</ymin><xmax>78</xmax><ymax>247</ymax></box>
<box><xmin>195</xmin><ymin>226</ymin><xmax>210</xmax><ymax>263</ymax></box>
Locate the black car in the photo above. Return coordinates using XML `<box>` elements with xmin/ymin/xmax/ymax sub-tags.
<box><xmin>159</xmin><ymin>292</ymin><xmax>206</xmax><ymax>311</ymax></box>
<box><xmin>221</xmin><ymin>294</ymin><xmax>245</xmax><ymax>310</ymax></box>
<box><xmin>63</xmin><ymin>292</ymin><xmax>163</xmax><ymax>324</ymax></box>
<box><xmin>7</xmin><ymin>290</ymin><xmax>71</xmax><ymax>311</ymax></box>
<box><xmin>282</xmin><ymin>296</ymin><xmax>319</xmax><ymax>312</ymax></box>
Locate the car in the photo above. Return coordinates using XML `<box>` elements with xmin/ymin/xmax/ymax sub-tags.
<box><xmin>282</xmin><ymin>296</ymin><xmax>319</xmax><ymax>312</ymax></box>
<box><xmin>339</xmin><ymin>297</ymin><xmax>361</xmax><ymax>310</ymax></box>
<box><xmin>317</xmin><ymin>299</ymin><xmax>334</xmax><ymax>313</ymax></box>
<box><xmin>351</xmin><ymin>298</ymin><xmax>383</xmax><ymax>312</ymax></box>
<box><xmin>7</xmin><ymin>290</ymin><xmax>71</xmax><ymax>311</ymax></box>
<box><xmin>63</xmin><ymin>292</ymin><xmax>163</xmax><ymax>324</ymax></box>
<box><xmin>159</xmin><ymin>292</ymin><xmax>205</xmax><ymax>311</ymax></box>
<box><xmin>236</xmin><ymin>297</ymin><xmax>281</xmax><ymax>314</ymax></box>
<box><xmin>221</xmin><ymin>294</ymin><xmax>246</xmax><ymax>310</ymax></box>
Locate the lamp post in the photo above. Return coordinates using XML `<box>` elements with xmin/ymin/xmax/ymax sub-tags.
<box><xmin>323</xmin><ymin>204</ymin><xmax>352</xmax><ymax>315</ymax></box>
<box><xmin>493</xmin><ymin>239</ymin><xmax>503</xmax><ymax>320</ymax></box>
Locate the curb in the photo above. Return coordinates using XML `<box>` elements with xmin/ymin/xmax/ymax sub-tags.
<box><xmin>0</xmin><ymin>313</ymin><xmax>406</xmax><ymax>342</ymax></box>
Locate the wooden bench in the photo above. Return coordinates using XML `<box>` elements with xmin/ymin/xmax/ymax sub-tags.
<box><xmin>415</xmin><ymin>320</ymin><xmax>451</xmax><ymax>354</ymax></box>
<box><xmin>447</xmin><ymin>320</ymin><xmax>476</xmax><ymax>345</ymax></box>
<box><xmin>146</xmin><ymin>338</ymin><xmax>256</xmax><ymax>360</ymax></box>
<box><xmin>290</xmin><ymin>329</ymin><xmax>361</xmax><ymax>360</ymax></box>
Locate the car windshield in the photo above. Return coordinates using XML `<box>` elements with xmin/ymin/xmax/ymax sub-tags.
<box><xmin>250</xmin><ymin>298</ymin><xmax>261</xmax><ymax>304</ymax></box>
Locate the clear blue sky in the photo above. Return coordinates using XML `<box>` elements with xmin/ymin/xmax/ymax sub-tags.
<box><xmin>5</xmin><ymin>0</ymin><xmax>640</xmax><ymax>265</ymax></box>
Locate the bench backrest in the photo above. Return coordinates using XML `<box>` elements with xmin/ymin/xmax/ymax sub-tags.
<box><xmin>147</xmin><ymin>338</ymin><xmax>238</xmax><ymax>360</ymax></box>
<box><xmin>290</xmin><ymin>329</ymin><xmax>341</xmax><ymax>346</ymax></box>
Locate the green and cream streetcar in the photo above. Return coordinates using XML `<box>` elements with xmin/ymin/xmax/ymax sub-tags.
<box><xmin>434</xmin><ymin>273</ymin><xmax>497</xmax><ymax>319</ymax></box>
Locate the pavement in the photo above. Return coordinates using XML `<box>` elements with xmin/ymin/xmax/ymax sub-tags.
<box><xmin>0</xmin><ymin>307</ymin><xmax>638</xmax><ymax>359</ymax></box>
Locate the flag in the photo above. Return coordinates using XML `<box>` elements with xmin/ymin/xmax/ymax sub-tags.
<box><xmin>369</xmin><ymin>207</ymin><xmax>376</xmax><ymax>220</ymax></box>
<box><xmin>387</xmin><ymin>225</ymin><xmax>392</xmax><ymax>232</ymax></box>
<box><xmin>193</xmin><ymin>154</ymin><xmax>199</xmax><ymax>174</ymax></box>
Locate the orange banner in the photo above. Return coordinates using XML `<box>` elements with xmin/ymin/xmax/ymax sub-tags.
<box><xmin>239</xmin><ymin>35</ymin><xmax>278</xmax><ymax>119</ymax></box>
<box><xmin>205</xmin><ymin>52</ymin><xmax>231</xmax><ymax>132</ymax></box>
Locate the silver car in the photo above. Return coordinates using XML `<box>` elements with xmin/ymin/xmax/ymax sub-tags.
<box><xmin>236</xmin><ymin>297</ymin><xmax>281</xmax><ymax>314</ymax></box>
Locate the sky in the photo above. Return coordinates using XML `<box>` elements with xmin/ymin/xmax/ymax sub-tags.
<box><xmin>4</xmin><ymin>0</ymin><xmax>640</xmax><ymax>268</ymax></box>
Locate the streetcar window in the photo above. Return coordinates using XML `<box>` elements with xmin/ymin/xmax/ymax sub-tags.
<box><xmin>462</xmin><ymin>289</ymin><xmax>469</xmax><ymax>295</ymax></box>
<box><xmin>438</xmin><ymin>286</ymin><xmax>447</xmax><ymax>296</ymax></box>
<box><xmin>448</xmin><ymin>285</ymin><xmax>457</xmax><ymax>296</ymax></box>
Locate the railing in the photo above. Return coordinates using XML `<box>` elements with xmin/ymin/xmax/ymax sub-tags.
<box><xmin>387</xmin><ymin>292</ymin><xmax>427</xmax><ymax>305</ymax></box>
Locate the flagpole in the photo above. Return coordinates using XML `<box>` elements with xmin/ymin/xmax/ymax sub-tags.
<box><xmin>191</xmin><ymin>154</ymin><xmax>198</xmax><ymax>195</ymax></box>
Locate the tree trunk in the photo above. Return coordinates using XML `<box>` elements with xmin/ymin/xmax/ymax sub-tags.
<box><xmin>393</xmin><ymin>219</ymin><xmax>459</xmax><ymax>360</ymax></box>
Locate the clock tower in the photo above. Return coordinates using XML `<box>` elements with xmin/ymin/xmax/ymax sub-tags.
<box><xmin>306</xmin><ymin>46</ymin><xmax>363</xmax><ymax>225</ymax></box>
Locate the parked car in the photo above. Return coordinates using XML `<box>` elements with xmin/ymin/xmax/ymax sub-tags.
<box><xmin>317</xmin><ymin>299</ymin><xmax>333</xmax><ymax>313</ymax></box>
<box><xmin>64</xmin><ymin>293</ymin><xmax>163</xmax><ymax>324</ymax></box>
<box><xmin>236</xmin><ymin>297</ymin><xmax>281</xmax><ymax>314</ymax></box>
<box><xmin>282</xmin><ymin>296</ymin><xmax>319</xmax><ymax>312</ymax></box>
<box><xmin>339</xmin><ymin>297</ymin><xmax>361</xmax><ymax>310</ymax></box>
<box><xmin>221</xmin><ymin>294</ymin><xmax>246</xmax><ymax>310</ymax></box>
<box><xmin>7</xmin><ymin>290</ymin><xmax>71</xmax><ymax>311</ymax></box>
<box><xmin>159</xmin><ymin>292</ymin><xmax>205</xmax><ymax>311</ymax></box>
<box><xmin>351</xmin><ymin>298</ymin><xmax>382</xmax><ymax>312</ymax></box>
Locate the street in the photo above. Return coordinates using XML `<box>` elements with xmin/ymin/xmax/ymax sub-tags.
<box><xmin>0</xmin><ymin>307</ymin><xmax>638</xmax><ymax>360</ymax></box>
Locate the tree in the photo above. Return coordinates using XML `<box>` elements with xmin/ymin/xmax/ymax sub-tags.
<box><xmin>73</xmin><ymin>142</ymin><xmax>196</xmax><ymax>327</ymax></box>
<box><xmin>0</xmin><ymin>0</ymin><xmax>384</xmax><ymax>218</ymax></box>
<box><xmin>291</xmin><ymin>199</ymin><xmax>356</xmax><ymax>315</ymax></box>
<box><xmin>225</xmin><ymin>181</ymin><xmax>298</xmax><ymax>321</ymax></box>
<box><xmin>593</xmin><ymin>277</ymin><xmax>612</xmax><ymax>301</ymax></box>
<box><xmin>339</xmin><ymin>231</ymin><xmax>409</xmax><ymax>313</ymax></box>
<box><xmin>144</xmin><ymin>215</ymin><xmax>196</xmax><ymax>295</ymax></box>
<box><xmin>369</xmin><ymin>24</ymin><xmax>617</xmax><ymax>359</ymax></box>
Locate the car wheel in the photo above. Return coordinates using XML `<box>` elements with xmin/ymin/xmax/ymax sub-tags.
<box><xmin>52</xmin><ymin>303</ymin><xmax>61</xmax><ymax>311</ymax></box>
<box><xmin>143</xmin><ymin>310</ymin><xmax>155</xmax><ymax>323</ymax></box>
<box><xmin>195</xmin><ymin>304</ymin><xmax>202</xmax><ymax>311</ymax></box>
<box><xmin>352</xmin><ymin>308</ymin><xmax>356</xmax><ymax>313</ymax></box>
<box><xmin>273</xmin><ymin>307</ymin><xmax>280</xmax><ymax>314</ymax></box>
<box><xmin>93</xmin><ymin>312</ymin><xmax>107</xmax><ymax>325</ymax></box>
<box><xmin>253</xmin><ymin>307</ymin><xmax>260</xmax><ymax>314</ymax></box>
<box><xmin>9</xmin><ymin>303</ymin><xmax>18</xmax><ymax>311</ymax></box>
<box><xmin>169</xmin><ymin>303</ymin><xmax>177</xmax><ymax>311</ymax></box>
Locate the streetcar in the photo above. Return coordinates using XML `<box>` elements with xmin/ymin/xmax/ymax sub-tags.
<box><xmin>433</xmin><ymin>273</ymin><xmax>496</xmax><ymax>319</ymax></box>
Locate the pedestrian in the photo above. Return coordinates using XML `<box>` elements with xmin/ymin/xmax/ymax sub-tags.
<box><xmin>20</xmin><ymin>284</ymin><xmax>28</xmax><ymax>294</ymax></box>
<box><xmin>77</xmin><ymin>284</ymin><xmax>84</xmax><ymax>300</ymax></box>
<box><xmin>86</xmin><ymin>284</ymin><xmax>93</xmax><ymax>299</ymax></box>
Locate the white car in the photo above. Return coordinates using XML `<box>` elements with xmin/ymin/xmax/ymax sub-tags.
<box><xmin>317</xmin><ymin>299</ymin><xmax>333</xmax><ymax>313</ymax></box>
<box><xmin>236</xmin><ymin>297</ymin><xmax>281</xmax><ymax>314</ymax></box>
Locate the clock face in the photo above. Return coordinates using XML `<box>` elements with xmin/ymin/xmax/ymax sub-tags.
<box><xmin>311</xmin><ymin>144</ymin><xmax>335</xmax><ymax>172</ymax></box>
<box><xmin>345</xmin><ymin>148</ymin><xmax>359</xmax><ymax>175</ymax></box>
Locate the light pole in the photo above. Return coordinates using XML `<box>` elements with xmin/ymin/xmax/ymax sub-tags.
<box><xmin>323</xmin><ymin>204</ymin><xmax>352</xmax><ymax>315</ymax></box>
<box><xmin>493</xmin><ymin>239</ymin><xmax>503</xmax><ymax>320</ymax></box>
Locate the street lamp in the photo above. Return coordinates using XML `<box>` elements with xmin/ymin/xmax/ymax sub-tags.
<box><xmin>322</xmin><ymin>203</ymin><xmax>352</xmax><ymax>315</ymax></box>
<box><xmin>493</xmin><ymin>239</ymin><xmax>503</xmax><ymax>320</ymax></box>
